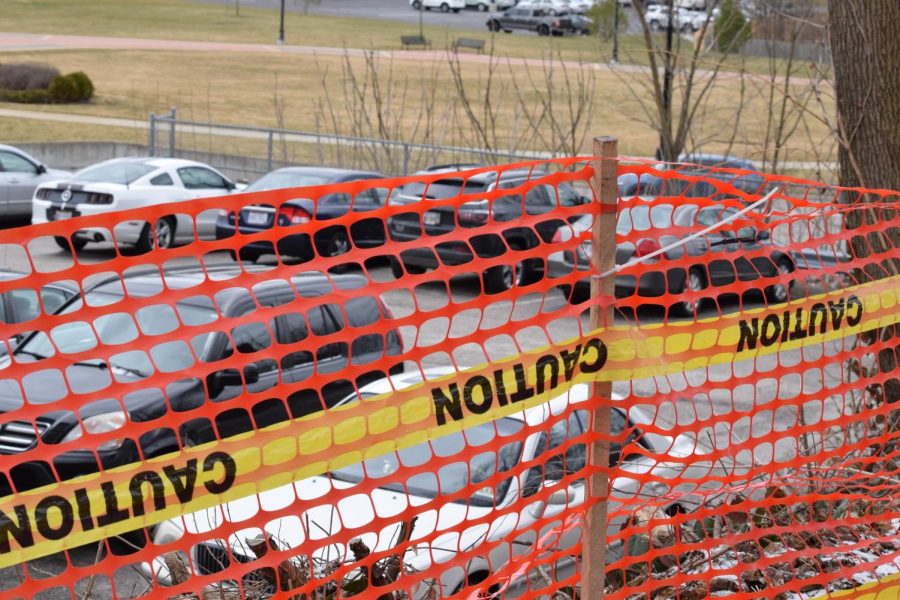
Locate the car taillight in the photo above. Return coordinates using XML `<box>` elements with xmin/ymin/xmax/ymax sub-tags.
<box><xmin>458</xmin><ymin>209</ymin><xmax>488</xmax><ymax>224</ymax></box>
<box><xmin>635</xmin><ymin>239</ymin><xmax>661</xmax><ymax>257</ymax></box>
<box><xmin>554</xmin><ymin>20</ymin><xmax>561</xmax><ymax>27</ymax></box>
<box><xmin>278</xmin><ymin>205</ymin><xmax>311</xmax><ymax>225</ymax></box>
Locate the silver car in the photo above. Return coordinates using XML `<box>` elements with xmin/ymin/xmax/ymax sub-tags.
<box><xmin>0</xmin><ymin>145</ymin><xmax>70</xmax><ymax>222</ymax></box>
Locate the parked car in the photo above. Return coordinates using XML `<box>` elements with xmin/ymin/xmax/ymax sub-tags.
<box><xmin>149</xmin><ymin>373</ymin><xmax>729</xmax><ymax>597</ymax></box>
<box><xmin>466</xmin><ymin>0</ymin><xmax>515</xmax><ymax>10</ymax></box>
<box><xmin>216</xmin><ymin>166</ymin><xmax>388</xmax><ymax>264</ymax></box>
<box><xmin>32</xmin><ymin>157</ymin><xmax>239</xmax><ymax>253</ymax></box>
<box><xmin>0</xmin><ymin>144</ymin><xmax>70</xmax><ymax>222</ymax></box>
<box><xmin>643</xmin><ymin>4</ymin><xmax>702</xmax><ymax>31</ymax></box>
<box><xmin>517</xmin><ymin>0</ymin><xmax>572</xmax><ymax>15</ymax></box>
<box><xmin>0</xmin><ymin>264</ymin><xmax>403</xmax><ymax>499</ymax></box>
<box><xmin>547</xmin><ymin>202</ymin><xmax>796</xmax><ymax>313</ymax></box>
<box><xmin>410</xmin><ymin>0</ymin><xmax>465</xmax><ymax>12</ymax></box>
<box><xmin>387</xmin><ymin>168</ymin><xmax>591</xmax><ymax>292</ymax></box>
<box><xmin>617</xmin><ymin>156</ymin><xmax>764</xmax><ymax>200</ymax></box>
<box><xmin>487</xmin><ymin>5</ymin><xmax>583</xmax><ymax>35</ymax></box>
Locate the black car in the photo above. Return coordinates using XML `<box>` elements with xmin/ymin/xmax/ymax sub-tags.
<box><xmin>215</xmin><ymin>167</ymin><xmax>388</xmax><ymax>264</ymax></box>
<box><xmin>618</xmin><ymin>156</ymin><xmax>765</xmax><ymax>200</ymax></box>
<box><xmin>0</xmin><ymin>265</ymin><xmax>403</xmax><ymax>497</ymax></box>
<box><xmin>387</xmin><ymin>168</ymin><xmax>591</xmax><ymax>293</ymax></box>
<box><xmin>547</xmin><ymin>202</ymin><xmax>796</xmax><ymax>314</ymax></box>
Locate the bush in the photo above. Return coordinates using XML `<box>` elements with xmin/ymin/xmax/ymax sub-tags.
<box><xmin>67</xmin><ymin>71</ymin><xmax>94</xmax><ymax>101</ymax></box>
<box><xmin>0</xmin><ymin>88</ymin><xmax>50</xmax><ymax>103</ymax></box>
<box><xmin>48</xmin><ymin>74</ymin><xmax>80</xmax><ymax>103</ymax></box>
<box><xmin>587</xmin><ymin>0</ymin><xmax>628</xmax><ymax>41</ymax></box>
<box><xmin>0</xmin><ymin>62</ymin><xmax>60</xmax><ymax>91</ymax></box>
<box><xmin>714</xmin><ymin>0</ymin><xmax>751</xmax><ymax>52</ymax></box>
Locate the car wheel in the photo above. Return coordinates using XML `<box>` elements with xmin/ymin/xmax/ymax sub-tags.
<box><xmin>678</xmin><ymin>268</ymin><xmax>706</xmax><ymax>316</ymax></box>
<box><xmin>767</xmin><ymin>259</ymin><xmax>794</xmax><ymax>304</ymax></box>
<box><xmin>453</xmin><ymin>7</ymin><xmax>461</xmax><ymax>12</ymax></box>
<box><xmin>478</xmin><ymin>2</ymin><xmax>488</xmax><ymax>11</ymax></box>
<box><xmin>483</xmin><ymin>261</ymin><xmax>526</xmax><ymax>294</ymax></box>
<box><xmin>488</xmin><ymin>19</ymin><xmax>501</xmax><ymax>31</ymax></box>
<box><xmin>239</xmin><ymin>247</ymin><xmax>261</xmax><ymax>263</ymax></box>
<box><xmin>538</xmin><ymin>24</ymin><xmax>550</xmax><ymax>36</ymax></box>
<box><xmin>650</xmin><ymin>20</ymin><xmax>662</xmax><ymax>31</ymax></box>
<box><xmin>54</xmin><ymin>236</ymin><xmax>87</xmax><ymax>252</ymax></box>
<box><xmin>154</xmin><ymin>216</ymin><xmax>176</xmax><ymax>249</ymax></box>
<box><xmin>440</xmin><ymin>2</ymin><xmax>450</xmax><ymax>11</ymax></box>
<box><xmin>412</xmin><ymin>0</ymin><xmax>422</xmax><ymax>8</ymax></box>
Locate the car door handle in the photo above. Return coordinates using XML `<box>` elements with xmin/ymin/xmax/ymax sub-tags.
<box><xmin>8</xmin><ymin>179</ymin><xmax>19</xmax><ymax>184</ymax></box>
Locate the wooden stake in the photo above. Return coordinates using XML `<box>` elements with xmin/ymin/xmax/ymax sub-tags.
<box><xmin>583</xmin><ymin>136</ymin><xmax>618</xmax><ymax>600</ymax></box>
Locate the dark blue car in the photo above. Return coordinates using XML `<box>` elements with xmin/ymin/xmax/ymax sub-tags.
<box><xmin>216</xmin><ymin>167</ymin><xmax>388</xmax><ymax>265</ymax></box>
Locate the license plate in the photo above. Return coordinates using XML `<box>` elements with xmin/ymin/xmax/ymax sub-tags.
<box><xmin>54</xmin><ymin>210</ymin><xmax>72</xmax><ymax>220</ymax></box>
<box><xmin>245</xmin><ymin>211</ymin><xmax>269</xmax><ymax>226</ymax></box>
<box><xmin>423</xmin><ymin>212</ymin><xmax>441</xmax><ymax>226</ymax></box>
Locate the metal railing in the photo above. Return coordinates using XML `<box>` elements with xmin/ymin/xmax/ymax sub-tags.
<box><xmin>147</xmin><ymin>108</ymin><xmax>554</xmax><ymax>176</ymax></box>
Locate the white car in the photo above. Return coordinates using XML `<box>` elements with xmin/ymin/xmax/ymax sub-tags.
<box><xmin>517</xmin><ymin>0</ymin><xmax>573</xmax><ymax>16</ymax></box>
<box><xmin>410</xmin><ymin>0</ymin><xmax>466</xmax><ymax>12</ymax></box>
<box><xmin>644</xmin><ymin>4</ymin><xmax>707</xmax><ymax>31</ymax></box>
<box><xmin>149</xmin><ymin>371</ymin><xmax>741</xmax><ymax>597</ymax></box>
<box><xmin>32</xmin><ymin>157</ymin><xmax>238</xmax><ymax>253</ymax></box>
<box><xmin>466</xmin><ymin>0</ymin><xmax>515</xmax><ymax>11</ymax></box>
<box><xmin>0</xmin><ymin>144</ymin><xmax>70</xmax><ymax>222</ymax></box>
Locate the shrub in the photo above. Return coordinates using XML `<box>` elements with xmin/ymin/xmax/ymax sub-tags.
<box><xmin>714</xmin><ymin>0</ymin><xmax>751</xmax><ymax>52</ymax></box>
<box><xmin>67</xmin><ymin>71</ymin><xmax>94</xmax><ymax>101</ymax></box>
<box><xmin>48</xmin><ymin>74</ymin><xmax>80</xmax><ymax>103</ymax></box>
<box><xmin>587</xmin><ymin>0</ymin><xmax>628</xmax><ymax>41</ymax></box>
<box><xmin>0</xmin><ymin>88</ymin><xmax>50</xmax><ymax>103</ymax></box>
<box><xmin>0</xmin><ymin>62</ymin><xmax>60</xmax><ymax>91</ymax></box>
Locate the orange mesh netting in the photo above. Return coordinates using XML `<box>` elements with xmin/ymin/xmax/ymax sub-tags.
<box><xmin>0</xmin><ymin>157</ymin><xmax>897</xmax><ymax>600</ymax></box>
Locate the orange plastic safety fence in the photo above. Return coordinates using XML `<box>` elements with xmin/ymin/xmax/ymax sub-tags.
<box><xmin>0</xmin><ymin>157</ymin><xmax>897</xmax><ymax>600</ymax></box>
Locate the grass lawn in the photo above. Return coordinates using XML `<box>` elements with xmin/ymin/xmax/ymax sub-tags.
<box><xmin>0</xmin><ymin>0</ymin><xmax>834</xmax><ymax>172</ymax></box>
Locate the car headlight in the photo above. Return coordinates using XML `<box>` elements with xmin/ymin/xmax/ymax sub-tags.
<box><xmin>61</xmin><ymin>411</ymin><xmax>127</xmax><ymax>451</ymax></box>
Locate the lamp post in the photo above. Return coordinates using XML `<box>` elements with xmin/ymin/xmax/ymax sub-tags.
<box><xmin>612</xmin><ymin>0</ymin><xmax>620</xmax><ymax>63</ymax></box>
<box><xmin>418</xmin><ymin>2</ymin><xmax>424</xmax><ymax>39</ymax></box>
<box><xmin>278</xmin><ymin>0</ymin><xmax>286</xmax><ymax>44</ymax></box>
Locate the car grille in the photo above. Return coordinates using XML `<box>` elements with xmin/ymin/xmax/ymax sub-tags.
<box><xmin>0</xmin><ymin>419</ymin><xmax>51</xmax><ymax>454</ymax></box>
<box><xmin>194</xmin><ymin>542</ymin><xmax>233</xmax><ymax>575</ymax></box>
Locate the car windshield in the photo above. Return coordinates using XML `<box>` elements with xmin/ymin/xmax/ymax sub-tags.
<box><xmin>73</xmin><ymin>162</ymin><xmax>157</xmax><ymax>185</ymax></box>
<box><xmin>15</xmin><ymin>284</ymin><xmax>220</xmax><ymax>375</ymax></box>
<box><xmin>245</xmin><ymin>172</ymin><xmax>332</xmax><ymax>192</ymax></box>
<box><xmin>617</xmin><ymin>204</ymin><xmax>674</xmax><ymax>234</ymax></box>
<box><xmin>331</xmin><ymin>417</ymin><xmax>524</xmax><ymax>507</ymax></box>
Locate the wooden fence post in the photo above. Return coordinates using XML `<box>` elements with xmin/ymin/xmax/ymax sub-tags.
<box><xmin>583</xmin><ymin>136</ymin><xmax>618</xmax><ymax>600</ymax></box>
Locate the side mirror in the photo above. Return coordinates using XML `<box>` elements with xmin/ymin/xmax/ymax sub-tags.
<box><xmin>225</xmin><ymin>180</ymin><xmax>237</xmax><ymax>191</ymax></box>
<box><xmin>243</xmin><ymin>363</ymin><xmax>260</xmax><ymax>385</ymax></box>
<box><xmin>36</xmin><ymin>164</ymin><xmax>47</xmax><ymax>175</ymax></box>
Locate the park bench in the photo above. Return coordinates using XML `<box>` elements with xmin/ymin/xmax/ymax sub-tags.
<box><xmin>453</xmin><ymin>37</ymin><xmax>486</xmax><ymax>54</ymax></box>
<box><xmin>401</xmin><ymin>35</ymin><xmax>432</xmax><ymax>50</ymax></box>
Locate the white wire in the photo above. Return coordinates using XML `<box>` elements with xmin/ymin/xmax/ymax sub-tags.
<box><xmin>597</xmin><ymin>186</ymin><xmax>782</xmax><ymax>279</ymax></box>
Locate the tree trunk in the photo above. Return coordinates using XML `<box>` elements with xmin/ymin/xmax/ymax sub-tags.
<box><xmin>829</xmin><ymin>1</ymin><xmax>900</xmax><ymax>193</ymax></box>
<box><xmin>829</xmin><ymin>1</ymin><xmax>900</xmax><ymax>403</ymax></box>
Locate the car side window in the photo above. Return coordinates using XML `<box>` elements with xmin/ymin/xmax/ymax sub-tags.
<box><xmin>150</xmin><ymin>173</ymin><xmax>174</xmax><ymax>186</ymax></box>
<box><xmin>525</xmin><ymin>184</ymin><xmax>554</xmax><ymax>215</ymax></box>
<box><xmin>178</xmin><ymin>167</ymin><xmax>229</xmax><ymax>190</ymax></box>
<box><xmin>0</xmin><ymin>151</ymin><xmax>36</xmax><ymax>174</ymax></box>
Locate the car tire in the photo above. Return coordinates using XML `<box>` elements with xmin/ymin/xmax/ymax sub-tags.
<box><xmin>412</xmin><ymin>0</ymin><xmax>422</xmax><ymax>8</ymax></box>
<box><xmin>503</xmin><ymin>29</ymin><xmax>512</xmax><ymax>33</ymax></box>
<box><xmin>650</xmin><ymin>20</ymin><xmax>662</xmax><ymax>31</ymax></box>
<box><xmin>453</xmin><ymin>7</ymin><xmax>461</xmax><ymax>12</ymax></box>
<box><xmin>766</xmin><ymin>259</ymin><xmax>794</xmax><ymax>304</ymax></box>
<box><xmin>677</xmin><ymin>267</ymin><xmax>706</xmax><ymax>316</ymax></box>
<box><xmin>478</xmin><ymin>2</ymin><xmax>488</xmax><ymax>11</ymax></box>
<box><xmin>483</xmin><ymin>261</ymin><xmax>526</xmax><ymax>294</ymax></box>
<box><xmin>538</xmin><ymin>24</ymin><xmax>550</xmax><ymax>36</ymax></box>
<box><xmin>135</xmin><ymin>217</ymin><xmax>176</xmax><ymax>253</ymax></box>
<box><xmin>239</xmin><ymin>247</ymin><xmax>261</xmax><ymax>263</ymax></box>
<box><xmin>54</xmin><ymin>236</ymin><xmax>87</xmax><ymax>252</ymax></box>
<box><xmin>440</xmin><ymin>2</ymin><xmax>450</xmax><ymax>12</ymax></box>
<box><xmin>488</xmin><ymin>19</ymin><xmax>501</xmax><ymax>31</ymax></box>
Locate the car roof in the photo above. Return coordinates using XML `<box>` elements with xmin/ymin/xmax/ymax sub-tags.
<box><xmin>267</xmin><ymin>167</ymin><xmax>384</xmax><ymax>181</ymax></box>
<box><xmin>87</xmin><ymin>157</ymin><xmax>215</xmax><ymax>170</ymax></box>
